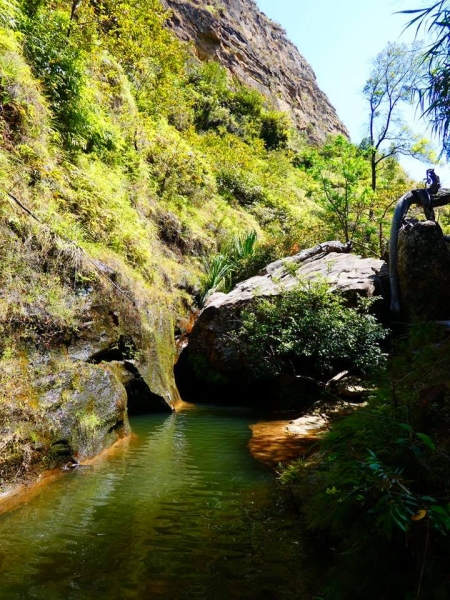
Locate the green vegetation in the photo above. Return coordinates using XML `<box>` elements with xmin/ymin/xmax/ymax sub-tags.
<box><xmin>275</xmin><ymin>14</ymin><xmax>450</xmax><ymax>597</ymax></box>
<box><xmin>296</xmin><ymin>135</ymin><xmax>415</xmax><ymax>256</ymax></box>
<box><xmin>2</xmin><ymin>0</ymin><xmax>450</xmax><ymax>594</ymax></box>
<box><xmin>0</xmin><ymin>0</ymin><xmax>307</xmax><ymax>350</ymax></box>
<box><xmin>234</xmin><ymin>280</ymin><xmax>386</xmax><ymax>382</ymax></box>
<box><xmin>3</xmin><ymin>0</ymin><xmax>391</xmax><ymax>369</ymax></box>
<box><xmin>200</xmin><ymin>229</ymin><xmax>258</xmax><ymax>302</ymax></box>
<box><xmin>0</xmin><ymin>0</ymin><xmax>329</xmax><ymax>484</ymax></box>
<box><xmin>282</xmin><ymin>322</ymin><xmax>450</xmax><ymax>599</ymax></box>
<box><xmin>403</xmin><ymin>2</ymin><xmax>450</xmax><ymax>157</ymax></box>
<box><xmin>302</xmin><ymin>136</ymin><xmax>374</xmax><ymax>246</ymax></box>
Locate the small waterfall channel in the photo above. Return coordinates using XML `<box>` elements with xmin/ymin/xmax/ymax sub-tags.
<box><xmin>0</xmin><ymin>405</ymin><xmax>316</xmax><ymax>599</ymax></box>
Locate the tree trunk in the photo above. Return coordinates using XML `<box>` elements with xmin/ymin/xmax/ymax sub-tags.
<box><xmin>371</xmin><ymin>150</ymin><xmax>377</xmax><ymax>192</ymax></box>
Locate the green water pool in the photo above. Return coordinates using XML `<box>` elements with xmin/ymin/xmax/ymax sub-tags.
<box><xmin>0</xmin><ymin>405</ymin><xmax>314</xmax><ymax>599</ymax></box>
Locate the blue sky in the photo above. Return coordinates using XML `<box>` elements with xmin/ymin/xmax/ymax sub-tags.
<box><xmin>256</xmin><ymin>0</ymin><xmax>447</xmax><ymax>183</ymax></box>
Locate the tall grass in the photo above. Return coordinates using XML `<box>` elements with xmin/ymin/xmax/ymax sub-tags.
<box><xmin>200</xmin><ymin>230</ymin><xmax>257</xmax><ymax>304</ymax></box>
<box><xmin>226</xmin><ymin>229</ymin><xmax>257</xmax><ymax>265</ymax></box>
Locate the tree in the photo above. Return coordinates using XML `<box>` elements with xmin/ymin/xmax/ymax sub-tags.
<box><xmin>363</xmin><ymin>42</ymin><xmax>434</xmax><ymax>191</ymax></box>
<box><xmin>403</xmin><ymin>2</ymin><xmax>450</xmax><ymax>157</ymax></box>
<box><xmin>309</xmin><ymin>136</ymin><xmax>373</xmax><ymax>246</ymax></box>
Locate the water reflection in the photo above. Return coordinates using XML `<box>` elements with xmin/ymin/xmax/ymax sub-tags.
<box><xmin>0</xmin><ymin>406</ymin><xmax>313</xmax><ymax>599</ymax></box>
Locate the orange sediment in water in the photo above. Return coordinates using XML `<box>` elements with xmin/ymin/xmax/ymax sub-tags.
<box><xmin>0</xmin><ymin>433</ymin><xmax>135</xmax><ymax>516</ymax></box>
<box><xmin>248</xmin><ymin>417</ymin><xmax>325</xmax><ymax>466</ymax></box>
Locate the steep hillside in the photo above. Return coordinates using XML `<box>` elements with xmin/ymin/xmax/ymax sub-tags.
<box><xmin>162</xmin><ymin>0</ymin><xmax>348</xmax><ymax>143</ymax></box>
<box><xmin>0</xmin><ymin>0</ymin><xmax>409</xmax><ymax>493</ymax></box>
<box><xmin>0</xmin><ymin>0</ymin><xmax>328</xmax><ymax>489</ymax></box>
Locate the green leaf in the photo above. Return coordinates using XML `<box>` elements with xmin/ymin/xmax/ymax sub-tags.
<box><xmin>421</xmin><ymin>496</ymin><xmax>436</xmax><ymax>503</ymax></box>
<box><xmin>416</xmin><ymin>433</ymin><xmax>436</xmax><ymax>450</ymax></box>
<box><xmin>430</xmin><ymin>505</ymin><xmax>449</xmax><ymax>517</ymax></box>
<box><xmin>399</xmin><ymin>423</ymin><xmax>414</xmax><ymax>434</ymax></box>
<box><xmin>395</xmin><ymin>437</ymin><xmax>407</xmax><ymax>444</ymax></box>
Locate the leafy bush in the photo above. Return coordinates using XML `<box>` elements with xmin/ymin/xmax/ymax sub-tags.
<box><xmin>0</xmin><ymin>20</ymin><xmax>49</xmax><ymax>147</ymax></box>
<box><xmin>146</xmin><ymin>122</ymin><xmax>216</xmax><ymax>205</ymax></box>
<box><xmin>217</xmin><ymin>169</ymin><xmax>267</xmax><ymax>205</ymax></box>
<box><xmin>20</xmin><ymin>9</ymin><xmax>92</xmax><ymax>148</ymax></box>
<box><xmin>187</xmin><ymin>61</ymin><xmax>234</xmax><ymax>132</ymax></box>
<box><xmin>228</xmin><ymin>86</ymin><xmax>264</xmax><ymax>120</ymax></box>
<box><xmin>186</xmin><ymin>61</ymin><xmax>293</xmax><ymax>146</ymax></box>
<box><xmin>199</xmin><ymin>253</ymin><xmax>234</xmax><ymax>304</ymax></box>
<box><xmin>281</xmin><ymin>322</ymin><xmax>450</xmax><ymax>600</ymax></box>
<box><xmin>235</xmin><ymin>280</ymin><xmax>386</xmax><ymax>381</ymax></box>
<box><xmin>260</xmin><ymin>109</ymin><xmax>291</xmax><ymax>150</ymax></box>
<box><xmin>97</xmin><ymin>0</ymin><xmax>186</xmax><ymax>117</ymax></box>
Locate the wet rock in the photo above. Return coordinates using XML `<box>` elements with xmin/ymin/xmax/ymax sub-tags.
<box><xmin>397</xmin><ymin>220</ymin><xmax>450</xmax><ymax>320</ymax></box>
<box><xmin>67</xmin><ymin>296</ymin><xmax>180</xmax><ymax>410</ymax></box>
<box><xmin>285</xmin><ymin>414</ymin><xmax>328</xmax><ymax>436</ymax></box>
<box><xmin>37</xmin><ymin>362</ymin><xmax>130</xmax><ymax>460</ymax></box>
<box><xmin>107</xmin><ymin>360</ymin><xmax>172</xmax><ymax>415</ymax></box>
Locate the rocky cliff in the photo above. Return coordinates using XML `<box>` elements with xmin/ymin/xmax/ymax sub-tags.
<box><xmin>162</xmin><ymin>0</ymin><xmax>348</xmax><ymax>144</ymax></box>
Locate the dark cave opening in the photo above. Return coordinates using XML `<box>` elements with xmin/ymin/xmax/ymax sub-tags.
<box><xmin>125</xmin><ymin>377</ymin><xmax>172</xmax><ymax>415</ymax></box>
<box><xmin>123</xmin><ymin>361</ymin><xmax>172</xmax><ymax>416</ymax></box>
<box><xmin>88</xmin><ymin>337</ymin><xmax>172</xmax><ymax>414</ymax></box>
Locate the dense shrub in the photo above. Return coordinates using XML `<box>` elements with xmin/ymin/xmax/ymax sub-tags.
<box><xmin>217</xmin><ymin>169</ymin><xmax>267</xmax><ymax>205</ymax></box>
<box><xmin>20</xmin><ymin>9</ymin><xmax>94</xmax><ymax>149</ymax></box>
<box><xmin>187</xmin><ymin>61</ymin><xmax>293</xmax><ymax>147</ymax></box>
<box><xmin>281</xmin><ymin>322</ymin><xmax>450</xmax><ymax>600</ymax></box>
<box><xmin>235</xmin><ymin>280</ymin><xmax>386</xmax><ymax>381</ymax></box>
<box><xmin>260</xmin><ymin>109</ymin><xmax>291</xmax><ymax>150</ymax></box>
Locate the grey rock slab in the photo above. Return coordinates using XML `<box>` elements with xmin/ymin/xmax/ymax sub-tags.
<box><xmin>206</xmin><ymin>251</ymin><xmax>385</xmax><ymax>311</ymax></box>
<box><xmin>182</xmin><ymin>245</ymin><xmax>388</xmax><ymax>386</ymax></box>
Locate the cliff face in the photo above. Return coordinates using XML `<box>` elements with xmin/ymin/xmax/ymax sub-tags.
<box><xmin>162</xmin><ymin>0</ymin><xmax>348</xmax><ymax>144</ymax></box>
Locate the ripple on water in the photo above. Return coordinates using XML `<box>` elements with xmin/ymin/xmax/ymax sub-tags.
<box><xmin>0</xmin><ymin>405</ymin><xmax>316</xmax><ymax>599</ymax></box>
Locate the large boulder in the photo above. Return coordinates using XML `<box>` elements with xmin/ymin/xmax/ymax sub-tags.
<box><xmin>0</xmin><ymin>250</ymin><xmax>177</xmax><ymax>492</ymax></box>
<box><xmin>397</xmin><ymin>220</ymin><xmax>450</xmax><ymax>320</ymax></box>
<box><xmin>0</xmin><ymin>360</ymin><xmax>130</xmax><ymax>487</ymax></box>
<box><xmin>65</xmin><ymin>266</ymin><xmax>180</xmax><ymax>411</ymax></box>
<box><xmin>176</xmin><ymin>242</ymin><xmax>388</xmax><ymax>404</ymax></box>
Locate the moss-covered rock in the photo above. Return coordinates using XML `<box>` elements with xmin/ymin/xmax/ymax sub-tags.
<box><xmin>36</xmin><ymin>362</ymin><xmax>129</xmax><ymax>461</ymax></box>
<box><xmin>0</xmin><ymin>357</ymin><xmax>129</xmax><ymax>489</ymax></box>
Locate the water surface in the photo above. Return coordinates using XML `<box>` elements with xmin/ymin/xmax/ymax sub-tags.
<box><xmin>0</xmin><ymin>405</ymin><xmax>314</xmax><ymax>599</ymax></box>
